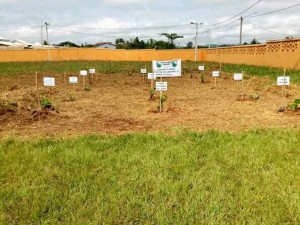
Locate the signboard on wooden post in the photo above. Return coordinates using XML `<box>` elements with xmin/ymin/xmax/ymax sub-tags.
<box><xmin>278</xmin><ymin>70</ymin><xmax>290</xmax><ymax>98</ymax></box>
<box><xmin>277</xmin><ymin>76</ymin><xmax>290</xmax><ymax>86</ymax></box>
<box><xmin>80</xmin><ymin>70</ymin><xmax>87</xmax><ymax>90</ymax></box>
<box><xmin>152</xmin><ymin>59</ymin><xmax>181</xmax><ymax>77</ymax></box>
<box><xmin>141</xmin><ymin>68</ymin><xmax>147</xmax><ymax>82</ymax></box>
<box><xmin>89</xmin><ymin>69</ymin><xmax>95</xmax><ymax>74</ymax></box>
<box><xmin>234</xmin><ymin>73</ymin><xmax>243</xmax><ymax>81</ymax></box>
<box><xmin>43</xmin><ymin>77</ymin><xmax>55</xmax><ymax>97</ymax></box>
<box><xmin>148</xmin><ymin>73</ymin><xmax>156</xmax><ymax>89</ymax></box>
<box><xmin>198</xmin><ymin>65</ymin><xmax>205</xmax><ymax>71</ymax></box>
<box><xmin>148</xmin><ymin>73</ymin><xmax>156</xmax><ymax>80</ymax></box>
<box><xmin>212</xmin><ymin>71</ymin><xmax>220</xmax><ymax>88</ymax></box>
<box><xmin>80</xmin><ymin>70</ymin><xmax>87</xmax><ymax>76</ymax></box>
<box><xmin>156</xmin><ymin>82</ymin><xmax>168</xmax><ymax>91</ymax></box>
<box><xmin>234</xmin><ymin>72</ymin><xmax>244</xmax><ymax>99</ymax></box>
<box><xmin>69</xmin><ymin>76</ymin><xmax>78</xmax><ymax>84</ymax></box>
<box><xmin>43</xmin><ymin>77</ymin><xmax>55</xmax><ymax>87</ymax></box>
<box><xmin>212</xmin><ymin>71</ymin><xmax>220</xmax><ymax>77</ymax></box>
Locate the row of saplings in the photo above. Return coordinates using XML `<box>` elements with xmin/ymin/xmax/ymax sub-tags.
<box><xmin>146</xmin><ymin>71</ymin><xmax>300</xmax><ymax>113</ymax></box>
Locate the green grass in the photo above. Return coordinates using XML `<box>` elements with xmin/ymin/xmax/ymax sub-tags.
<box><xmin>0</xmin><ymin>61</ymin><xmax>299</xmax><ymax>82</ymax></box>
<box><xmin>0</xmin><ymin>61</ymin><xmax>152</xmax><ymax>76</ymax></box>
<box><xmin>1</xmin><ymin>129</ymin><xmax>300</xmax><ymax>224</ymax></box>
<box><xmin>222</xmin><ymin>63</ymin><xmax>300</xmax><ymax>83</ymax></box>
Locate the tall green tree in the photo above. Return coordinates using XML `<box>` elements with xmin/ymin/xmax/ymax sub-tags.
<box><xmin>160</xmin><ymin>33</ymin><xmax>184</xmax><ymax>49</ymax></box>
<box><xmin>115</xmin><ymin>38</ymin><xmax>126</xmax><ymax>49</ymax></box>
<box><xmin>250</xmin><ymin>38</ymin><xmax>260</xmax><ymax>45</ymax></box>
<box><xmin>57</xmin><ymin>41</ymin><xmax>79</xmax><ymax>47</ymax></box>
<box><xmin>186</xmin><ymin>41</ymin><xmax>193</xmax><ymax>49</ymax></box>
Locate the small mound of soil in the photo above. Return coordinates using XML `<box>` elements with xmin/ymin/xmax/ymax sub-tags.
<box><xmin>31</xmin><ymin>107</ymin><xmax>59</xmax><ymax>120</ymax></box>
<box><xmin>0</xmin><ymin>101</ymin><xmax>18</xmax><ymax>116</ymax></box>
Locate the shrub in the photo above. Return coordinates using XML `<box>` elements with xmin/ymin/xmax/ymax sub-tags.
<box><xmin>84</xmin><ymin>86</ymin><xmax>92</xmax><ymax>91</ymax></box>
<box><xmin>40</xmin><ymin>96</ymin><xmax>52</xmax><ymax>109</ymax></box>
<box><xmin>149</xmin><ymin>89</ymin><xmax>155</xmax><ymax>100</ymax></box>
<box><xmin>249</xmin><ymin>93</ymin><xmax>260</xmax><ymax>100</ymax></box>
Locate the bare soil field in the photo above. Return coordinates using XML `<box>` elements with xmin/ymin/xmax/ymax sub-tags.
<box><xmin>1</xmin><ymin>72</ymin><xmax>300</xmax><ymax>139</ymax></box>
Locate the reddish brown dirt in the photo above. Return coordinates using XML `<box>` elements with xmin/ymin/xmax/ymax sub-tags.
<box><xmin>1</xmin><ymin>72</ymin><xmax>300</xmax><ymax>139</ymax></box>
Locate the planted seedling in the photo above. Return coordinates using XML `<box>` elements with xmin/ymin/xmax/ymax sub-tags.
<box><xmin>249</xmin><ymin>93</ymin><xmax>260</xmax><ymax>100</ymax></box>
<box><xmin>149</xmin><ymin>89</ymin><xmax>155</xmax><ymax>100</ymax></box>
<box><xmin>288</xmin><ymin>103</ymin><xmax>298</xmax><ymax>112</ymax></box>
<box><xmin>157</xmin><ymin>94</ymin><xmax>167</xmax><ymax>112</ymax></box>
<box><xmin>40</xmin><ymin>96</ymin><xmax>52</xmax><ymax>109</ymax></box>
<box><xmin>287</xmin><ymin>99</ymin><xmax>300</xmax><ymax>112</ymax></box>
<box><xmin>67</xmin><ymin>95</ymin><xmax>76</xmax><ymax>102</ymax></box>
<box><xmin>200</xmin><ymin>73</ymin><xmax>205</xmax><ymax>83</ymax></box>
<box><xmin>84</xmin><ymin>86</ymin><xmax>92</xmax><ymax>91</ymax></box>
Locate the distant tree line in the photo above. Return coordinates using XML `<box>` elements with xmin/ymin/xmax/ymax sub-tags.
<box><xmin>115</xmin><ymin>33</ymin><xmax>185</xmax><ymax>49</ymax></box>
<box><xmin>54</xmin><ymin>36</ymin><xmax>261</xmax><ymax>49</ymax></box>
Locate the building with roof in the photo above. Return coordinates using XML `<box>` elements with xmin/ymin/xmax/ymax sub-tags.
<box><xmin>95</xmin><ymin>42</ymin><xmax>116</xmax><ymax>49</ymax></box>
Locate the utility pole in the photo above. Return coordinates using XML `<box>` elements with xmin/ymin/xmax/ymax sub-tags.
<box><xmin>239</xmin><ymin>16</ymin><xmax>243</xmax><ymax>45</ymax></box>
<box><xmin>208</xmin><ymin>29</ymin><xmax>211</xmax><ymax>48</ymax></box>
<box><xmin>45</xmin><ymin>22</ymin><xmax>50</xmax><ymax>61</ymax></box>
<box><xmin>41</xmin><ymin>25</ymin><xmax>43</xmax><ymax>45</ymax></box>
<box><xmin>45</xmin><ymin>22</ymin><xmax>49</xmax><ymax>45</ymax></box>
<box><xmin>191</xmin><ymin>22</ymin><xmax>203</xmax><ymax>61</ymax></box>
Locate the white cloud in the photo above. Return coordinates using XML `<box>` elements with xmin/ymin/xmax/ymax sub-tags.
<box><xmin>0</xmin><ymin>0</ymin><xmax>299</xmax><ymax>46</ymax></box>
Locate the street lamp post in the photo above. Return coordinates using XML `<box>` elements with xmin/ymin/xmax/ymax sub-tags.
<box><xmin>45</xmin><ymin>22</ymin><xmax>50</xmax><ymax>61</ymax></box>
<box><xmin>190</xmin><ymin>22</ymin><xmax>203</xmax><ymax>61</ymax></box>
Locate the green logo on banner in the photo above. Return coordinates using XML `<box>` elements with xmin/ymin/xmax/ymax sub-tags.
<box><xmin>156</xmin><ymin>61</ymin><xmax>162</xmax><ymax>68</ymax></box>
<box><xmin>172</xmin><ymin>61</ymin><xmax>177</xmax><ymax>67</ymax></box>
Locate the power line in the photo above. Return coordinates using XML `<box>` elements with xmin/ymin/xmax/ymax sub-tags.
<box><xmin>209</xmin><ymin>19</ymin><xmax>240</xmax><ymax>31</ymax></box>
<box><xmin>49</xmin><ymin>0</ymin><xmax>262</xmax><ymax>32</ymax></box>
<box><xmin>244</xmin><ymin>19</ymin><xmax>292</xmax><ymax>37</ymax></box>
<box><xmin>249</xmin><ymin>3</ymin><xmax>300</xmax><ymax>18</ymax></box>
<box><xmin>203</xmin><ymin>0</ymin><xmax>261</xmax><ymax>26</ymax></box>
<box><xmin>49</xmin><ymin>23</ymin><xmax>190</xmax><ymax>31</ymax></box>
<box><xmin>50</xmin><ymin>27</ymin><xmax>196</xmax><ymax>39</ymax></box>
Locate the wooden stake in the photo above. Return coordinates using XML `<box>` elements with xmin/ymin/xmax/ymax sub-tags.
<box><xmin>83</xmin><ymin>76</ymin><xmax>85</xmax><ymax>90</ymax></box>
<box><xmin>35</xmin><ymin>71</ymin><xmax>40</xmax><ymax>103</ymax></box>
<box><xmin>283</xmin><ymin>69</ymin><xmax>286</xmax><ymax>98</ymax></box>
<box><xmin>63</xmin><ymin>73</ymin><xmax>66</xmax><ymax>93</ymax></box>
<box><xmin>242</xmin><ymin>71</ymin><xmax>244</xmax><ymax>100</ymax></box>
<box><xmin>215</xmin><ymin>76</ymin><xmax>217</xmax><ymax>88</ymax></box>
<box><xmin>160</xmin><ymin>75</ymin><xmax>162</xmax><ymax>112</ymax></box>
<box><xmin>219</xmin><ymin>53</ymin><xmax>222</xmax><ymax>71</ymax></box>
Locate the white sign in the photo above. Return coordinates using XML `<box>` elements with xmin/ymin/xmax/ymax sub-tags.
<box><xmin>198</xmin><ymin>65</ymin><xmax>205</xmax><ymax>71</ymax></box>
<box><xmin>69</xmin><ymin>76</ymin><xmax>78</xmax><ymax>84</ymax></box>
<box><xmin>156</xmin><ymin>82</ymin><xmax>168</xmax><ymax>91</ymax></box>
<box><xmin>141</xmin><ymin>68</ymin><xmax>147</xmax><ymax>74</ymax></box>
<box><xmin>148</xmin><ymin>73</ymin><xmax>156</xmax><ymax>80</ymax></box>
<box><xmin>43</xmin><ymin>77</ymin><xmax>55</xmax><ymax>87</ymax></box>
<box><xmin>80</xmin><ymin>70</ymin><xmax>87</xmax><ymax>76</ymax></box>
<box><xmin>89</xmin><ymin>69</ymin><xmax>95</xmax><ymax>74</ymax></box>
<box><xmin>212</xmin><ymin>71</ymin><xmax>220</xmax><ymax>77</ymax></box>
<box><xmin>277</xmin><ymin>76</ymin><xmax>290</xmax><ymax>86</ymax></box>
<box><xmin>152</xmin><ymin>59</ymin><xmax>181</xmax><ymax>77</ymax></box>
<box><xmin>234</xmin><ymin>73</ymin><xmax>243</xmax><ymax>81</ymax></box>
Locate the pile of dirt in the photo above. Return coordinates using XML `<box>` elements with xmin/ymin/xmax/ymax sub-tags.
<box><xmin>0</xmin><ymin>100</ymin><xmax>18</xmax><ymax>116</ymax></box>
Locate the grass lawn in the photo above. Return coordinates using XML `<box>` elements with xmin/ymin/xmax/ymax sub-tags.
<box><xmin>1</xmin><ymin>60</ymin><xmax>300</xmax><ymax>82</ymax></box>
<box><xmin>1</xmin><ymin>129</ymin><xmax>300</xmax><ymax>224</ymax></box>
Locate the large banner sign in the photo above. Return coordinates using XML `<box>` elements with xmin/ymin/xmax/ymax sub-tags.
<box><xmin>152</xmin><ymin>59</ymin><xmax>181</xmax><ymax>77</ymax></box>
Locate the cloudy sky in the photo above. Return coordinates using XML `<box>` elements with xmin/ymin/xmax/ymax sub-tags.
<box><xmin>0</xmin><ymin>0</ymin><xmax>299</xmax><ymax>46</ymax></box>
